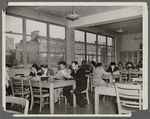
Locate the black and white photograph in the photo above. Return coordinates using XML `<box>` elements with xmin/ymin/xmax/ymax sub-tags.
<box><xmin>2</xmin><ymin>2</ymin><xmax>148</xmax><ymax>116</ymax></box>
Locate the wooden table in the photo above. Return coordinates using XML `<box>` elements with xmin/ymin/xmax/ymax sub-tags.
<box><xmin>10</xmin><ymin>77</ymin><xmax>76</xmax><ymax>114</ymax></box>
<box><xmin>94</xmin><ymin>83</ymin><xmax>143</xmax><ymax>114</ymax></box>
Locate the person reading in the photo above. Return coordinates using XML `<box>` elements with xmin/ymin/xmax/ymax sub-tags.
<box><xmin>63</xmin><ymin>61</ymin><xmax>87</xmax><ymax>108</ymax></box>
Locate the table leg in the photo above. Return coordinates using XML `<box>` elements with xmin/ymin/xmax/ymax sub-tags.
<box><xmin>50</xmin><ymin>82</ymin><xmax>54</xmax><ymax>114</ymax></box>
<box><xmin>95</xmin><ymin>87</ymin><xmax>99</xmax><ymax>114</ymax></box>
<box><xmin>73</xmin><ymin>81</ymin><xmax>76</xmax><ymax>108</ymax></box>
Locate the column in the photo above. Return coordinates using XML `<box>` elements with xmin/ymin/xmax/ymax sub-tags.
<box><xmin>65</xmin><ymin>27</ymin><xmax>75</xmax><ymax>65</ymax></box>
<box><xmin>22</xmin><ymin>18</ymin><xmax>27</xmax><ymax>68</ymax></box>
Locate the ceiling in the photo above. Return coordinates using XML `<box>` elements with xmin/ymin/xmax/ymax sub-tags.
<box><xmin>88</xmin><ymin>18</ymin><xmax>142</xmax><ymax>34</ymax></box>
<box><xmin>11</xmin><ymin>6</ymin><xmax>130</xmax><ymax>18</ymax></box>
<box><xmin>7</xmin><ymin>6</ymin><xmax>142</xmax><ymax>34</ymax></box>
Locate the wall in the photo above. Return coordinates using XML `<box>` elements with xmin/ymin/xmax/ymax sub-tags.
<box><xmin>121</xmin><ymin>33</ymin><xmax>142</xmax><ymax>51</ymax></box>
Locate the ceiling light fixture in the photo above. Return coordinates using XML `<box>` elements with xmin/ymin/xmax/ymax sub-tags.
<box><xmin>66</xmin><ymin>6</ymin><xmax>80</xmax><ymax>21</ymax></box>
<box><xmin>116</xmin><ymin>22</ymin><xmax>124</xmax><ymax>33</ymax></box>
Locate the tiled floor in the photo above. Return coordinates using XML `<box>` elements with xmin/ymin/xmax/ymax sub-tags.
<box><xmin>28</xmin><ymin>92</ymin><xmax>117</xmax><ymax>114</ymax></box>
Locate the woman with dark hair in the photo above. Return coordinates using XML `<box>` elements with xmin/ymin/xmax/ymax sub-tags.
<box><xmin>106</xmin><ymin>62</ymin><xmax>120</xmax><ymax>82</ymax></box>
<box><xmin>90</xmin><ymin>61</ymin><xmax>96</xmax><ymax>73</ymax></box>
<box><xmin>106</xmin><ymin>62</ymin><xmax>119</xmax><ymax>74</ymax></box>
<box><xmin>40</xmin><ymin>64</ymin><xmax>54</xmax><ymax>76</ymax></box>
<box><xmin>29</xmin><ymin>63</ymin><xmax>41</xmax><ymax>76</ymax></box>
<box><xmin>126</xmin><ymin>61</ymin><xmax>133</xmax><ymax>70</ymax></box>
<box><xmin>63</xmin><ymin>61</ymin><xmax>87</xmax><ymax>108</ymax></box>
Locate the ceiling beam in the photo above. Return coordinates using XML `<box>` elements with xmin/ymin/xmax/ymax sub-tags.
<box><xmin>68</xmin><ymin>6</ymin><xmax>142</xmax><ymax>28</ymax></box>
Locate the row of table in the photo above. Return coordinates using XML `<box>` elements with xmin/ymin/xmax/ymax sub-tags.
<box><xmin>10</xmin><ymin>76</ymin><xmax>76</xmax><ymax>114</ymax></box>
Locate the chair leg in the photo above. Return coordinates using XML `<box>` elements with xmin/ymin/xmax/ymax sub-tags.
<box><xmin>39</xmin><ymin>98</ymin><xmax>42</xmax><ymax>113</ymax></box>
<box><xmin>86</xmin><ymin>91</ymin><xmax>90</xmax><ymax>104</ymax></box>
<box><xmin>64</xmin><ymin>96</ymin><xmax>67</xmax><ymax>105</ymax></box>
<box><xmin>30</xmin><ymin>96</ymin><xmax>33</xmax><ymax>111</ymax></box>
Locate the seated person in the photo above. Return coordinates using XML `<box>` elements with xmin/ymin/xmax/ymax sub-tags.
<box><xmin>6</xmin><ymin>63</ymin><xmax>12</xmax><ymax>96</ymax></box>
<box><xmin>81</xmin><ymin>60</ymin><xmax>90</xmax><ymax>72</ymax></box>
<box><xmin>106</xmin><ymin>62</ymin><xmax>120</xmax><ymax>82</ymax></box>
<box><xmin>93</xmin><ymin>63</ymin><xmax>111</xmax><ymax>85</ymax></box>
<box><xmin>125</xmin><ymin>61</ymin><xmax>133</xmax><ymax>70</ymax></box>
<box><xmin>52</xmin><ymin>61</ymin><xmax>71</xmax><ymax>103</ymax></box>
<box><xmin>136</xmin><ymin>61</ymin><xmax>143</xmax><ymax>70</ymax></box>
<box><xmin>118</xmin><ymin>61</ymin><xmax>124</xmax><ymax>71</ymax></box>
<box><xmin>106</xmin><ymin>62</ymin><xmax>119</xmax><ymax>74</ymax></box>
<box><xmin>90</xmin><ymin>61</ymin><xmax>96</xmax><ymax>73</ymax></box>
<box><xmin>63</xmin><ymin>61</ymin><xmax>87</xmax><ymax>108</ymax></box>
<box><xmin>53</xmin><ymin>61</ymin><xmax>71</xmax><ymax>80</ymax></box>
<box><xmin>40</xmin><ymin>64</ymin><xmax>54</xmax><ymax>76</ymax></box>
<box><xmin>29</xmin><ymin>63</ymin><xmax>41</xmax><ymax>77</ymax></box>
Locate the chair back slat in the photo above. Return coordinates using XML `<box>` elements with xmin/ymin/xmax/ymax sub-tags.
<box><xmin>129</xmin><ymin>71</ymin><xmax>138</xmax><ymax>79</ymax></box>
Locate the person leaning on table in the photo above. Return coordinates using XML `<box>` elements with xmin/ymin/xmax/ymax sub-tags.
<box><xmin>40</xmin><ymin>64</ymin><xmax>54</xmax><ymax>76</ymax></box>
<box><xmin>93</xmin><ymin>63</ymin><xmax>111</xmax><ymax>85</ymax></box>
<box><xmin>52</xmin><ymin>61</ymin><xmax>71</xmax><ymax>103</ymax></box>
<box><xmin>63</xmin><ymin>61</ymin><xmax>87</xmax><ymax>108</ymax></box>
<box><xmin>29</xmin><ymin>63</ymin><xmax>41</xmax><ymax>77</ymax></box>
<box><xmin>106</xmin><ymin>62</ymin><xmax>120</xmax><ymax>82</ymax></box>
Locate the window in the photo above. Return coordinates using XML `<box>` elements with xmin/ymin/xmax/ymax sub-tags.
<box><xmin>49</xmin><ymin>24</ymin><xmax>65</xmax><ymax>39</ymax></box>
<box><xmin>75</xmin><ymin>30</ymin><xmax>84</xmax><ymax>42</ymax></box>
<box><xmin>26</xmin><ymin>19</ymin><xmax>46</xmax><ymax>37</ymax></box>
<box><xmin>86</xmin><ymin>33</ymin><xmax>96</xmax><ymax>62</ymax></box>
<box><xmin>75</xmin><ymin>30</ymin><xmax>85</xmax><ymax>65</ymax></box>
<box><xmin>6</xmin><ymin>34</ymin><xmax>24</xmax><ymax>67</ymax></box>
<box><xmin>98</xmin><ymin>35</ymin><xmax>106</xmax><ymax>45</ymax></box>
<box><xmin>107</xmin><ymin>37</ymin><xmax>113</xmax><ymax>46</ymax></box>
<box><xmin>6</xmin><ymin>15</ymin><xmax>22</xmax><ymax>33</ymax></box>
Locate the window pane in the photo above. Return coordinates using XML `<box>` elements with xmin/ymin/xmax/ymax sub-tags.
<box><xmin>75</xmin><ymin>55</ymin><xmax>85</xmax><ymax>66</ymax></box>
<box><xmin>75</xmin><ymin>30</ymin><xmax>85</xmax><ymax>42</ymax></box>
<box><xmin>26</xmin><ymin>19</ymin><xmax>46</xmax><ymax>36</ymax></box>
<box><xmin>75</xmin><ymin>42</ymin><xmax>85</xmax><ymax>54</ymax></box>
<box><xmin>6</xmin><ymin>15</ymin><xmax>22</xmax><ymax>33</ymax></box>
<box><xmin>86</xmin><ymin>33</ymin><xmax>96</xmax><ymax>56</ymax></box>
<box><xmin>107</xmin><ymin>47</ymin><xmax>115</xmax><ymax>56</ymax></box>
<box><xmin>39</xmin><ymin>53</ymin><xmax>48</xmax><ymax>65</ymax></box>
<box><xmin>107</xmin><ymin>56</ymin><xmax>115</xmax><ymax>65</ymax></box>
<box><xmin>107</xmin><ymin>37</ymin><xmax>113</xmax><ymax>46</ymax></box>
<box><xmin>87</xmin><ymin>44</ymin><xmax>96</xmax><ymax>55</ymax></box>
<box><xmin>86</xmin><ymin>33</ymin><xmax>96</xmax><ymax>44</ymax></box>
<box><xmin>98</xmin><ymin>46</ymin><xmax>106</xmax><ymax>55</ymax></box>
<box><xmin>6</xmin><ymin>34</ymin><xmax>23</xmax><ymax>67</ymax></box>
<box><xmin>50</xmin><ymin>24</ymin><xmax>65</xmax><ymax>39</ymax></box>
<box><xmin>98</xmin><ymin>35</ymin><xmax>106</xmax><ymax>45</ymax></box>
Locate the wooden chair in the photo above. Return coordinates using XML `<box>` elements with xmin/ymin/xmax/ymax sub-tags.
<box><xmin>30</xmin><ymin>77</ymin><xmax>49</xmax><ymax>113</ymax></box>
<box><xmin>120</xmin><ymin>70</ymin><xmax>128</xmax><ymax>82</ymax></box>
<box><xmin>133</xmin><ymin>78</ymin><xmax>143</xmax><ymax>83</ymax></box>
<box><xmin>6</xmin><ymin>96</ymin><xmax>29</xmax><ymax>115</ymax></box>
<box><xmin>115</xmin><ymin>83</ymin><xmax>142</xmax><ymax>115</ymax></box>
<box><xmin>129</xmin><ymin>71</ymin><xmax>138</xmax><ymax>81</ymax></box>
<box><xmin>10</xmin><ymin>77</ymin><xmax>31</xmax><ymax>99</ymax></box>
<box><xmin>89</xmin><ymin>73</ymin><xmax>94</xmax><ymax>92</ymax></box>
<box><xmin>81</xmin><ymin>75</ymin><xmax>90</xmax><ymax>104</ymax></box>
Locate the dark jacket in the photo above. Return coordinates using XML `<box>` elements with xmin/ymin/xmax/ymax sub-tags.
<box><xmin>71</xmin><ymin>68</ymin><xmax>87</xmax><ymax>84</ymax></box>
<box><xmin>106</xmin><ymin>67</ymin><xmax>119</xmax><ymax>73</ymax></box>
